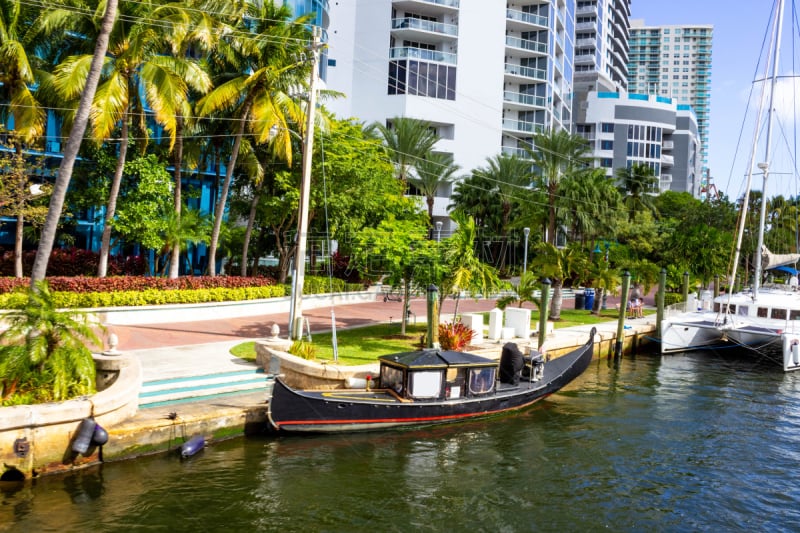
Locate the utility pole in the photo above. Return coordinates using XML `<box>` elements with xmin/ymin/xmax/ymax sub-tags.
<box><xmin>289</xmin><ymin>27</ymin><xmax>322</xmax><ymax>340</ymax></box>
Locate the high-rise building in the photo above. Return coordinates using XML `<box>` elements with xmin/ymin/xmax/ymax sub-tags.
<box><xmin>573</xmin><ymin>0</ymin><xmax>631</xmax><ymax>92</ymax></box>
<box><xmin>627</xmin><ymin>20</ymin><xmax>712</xmax><ymax>174</ymax></box>
<box><xmin>325</xmin><ymin>1</ymin><xmax>576</xmax><ymax>230</ymax></box>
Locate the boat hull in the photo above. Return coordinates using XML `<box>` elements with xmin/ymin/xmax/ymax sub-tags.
<box><xmin>660</xmin><ymin>313</ymin><xmax>727</xmax><ymax>354</ymax></box>
<box><xmin>268</xmin><ymin>332</ymin><xmax>595</xmax><ymax>433</ymax></box>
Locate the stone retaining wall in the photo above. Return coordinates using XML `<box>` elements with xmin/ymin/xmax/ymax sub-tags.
<box><xmin>0</xmin><ymin>354</ymin><xmax>142</xmax><ymax>480</ymax></box>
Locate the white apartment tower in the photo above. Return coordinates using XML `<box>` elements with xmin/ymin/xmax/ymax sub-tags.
<box><xmin>573</xmin><ymin>0</ymin><xmax>631</xmax><ymax>92</ymax></box>
<box><xmin>627</xmin><ymin>20</ymin><xmax>712</xmax><ymax>174</ymax></box>
<box><xmin>326</xmin><ymin>1</ymin><xmax>576</xmax><ymax>228</ymax></box>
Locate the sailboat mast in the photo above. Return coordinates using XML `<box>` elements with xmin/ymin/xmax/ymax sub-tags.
<box><xmin>289</xmin><ymin>27</ymin><xmax>322</xmax><ymax>340</ymax></box>
<box><xmin>754</xmin><ymin>0</ymin><xmax>786</xmax><ymax>297</ymax></box>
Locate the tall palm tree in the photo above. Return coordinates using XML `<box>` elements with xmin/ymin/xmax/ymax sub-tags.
<box><xmin>376</xmin><ymin>116</ymin><xmax>439</xmax><ymax>185</ymax></box>
<box><xmin>30</xmin><ymin>0</ymin><xmax>118</xmax><ymax>285</ymax></box>
<box><xmin>197</xmin><ymin>2</ymin><xmax>311</xmax><ymax>276</ymax></box>
<box><xmin>154</xmin><ymin>1</ymin><xmax>223</xmax><ymax>278</ymax></box>
<box><xmin>530</xmin><ymin>241</ymin><xmax>584</xmax><ymax>320</ymax></box>
<box><xmin>50</xmin><ymin>1</ymin><xmax>211</xmax><ymax>277</ymax></box>
<box><xmin>410</xmin><ymin>153</ymin><xmax>459</xmax><ymax>233</ymax></box>
<box><xmin>558</xmin><ymin>167</ymin><xmax>622</xmax><ymax>245</ymax></box>
<box><xmin>470</xmin><ymin>153</ymin><xmax>533</xmax><ymax>271</ymax></box>
<box><xmin>615</xmin><ymin>163</ymin><xmax>659</xmax><ymax>221</ymax></box>
<box><xmin>527</xmin><ymin>130</ymin><xmax>593</xmax><ymax>245</ymax></box>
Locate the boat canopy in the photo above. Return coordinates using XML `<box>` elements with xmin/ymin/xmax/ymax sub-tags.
<box><xmin>378</xmin><ymin>349</ymin><xmax>496</xmax><ymax>370</ymax></box>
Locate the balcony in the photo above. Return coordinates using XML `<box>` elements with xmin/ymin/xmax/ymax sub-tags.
<box><xmin>662</xmin><ymin>140</ymin><xmax>674</xmax><ymax>150</ymax></box>
<box><xmin>501</xmin><ymin>146</ymin><xmax>533</xmax><ymax>159</ymax></box>
<box><xmin>392</xmin><ymin>0</ymin><xmax>459</xmax><ymax>14</ymax></box>
<box><xmin>390</xmin><ymin>46</ymin><xmax>456</xmax><ymax>64</ymax></box>
<box><xmin>661</xmin><ymin>154</ymin><xmax>675</xmax><ymax>166</ymax></box>
<box><xmin>575</xmin><ymin>38</ymin><xmax>596</xmax><ymax>49</ymax></box>
<box><xmin>391</xmin><ymin>17</ymin><xmax>458</xmax><ymax>40</ymax></box>
<box><xmin>505</xmin><ymin>35</ymin><xmax>547</xmax><ymax>56</ymax></box>
<box><xmin>506</xmin><ymin>8</ymin><xmax>547</xmax><ymax>30</ymax></box>
<box><xmin>576</xmin><ymin>21</ymin><xmax>596</xmax><ymax>32</ymax></box>
<box><xmin>503</xmin><ymin>90</ymin><xmax>546</xmax><ymax>109</ymax></box>
<box><xmin>576</xmin><ymin>5</ymin><xmax>596</xmax><ymax>16</ymax></box>
<box><xmin>504</xmin><ymin>62</ymin><xmax>547</xmax><ymax>82</ymax></box>
<box><xmin>574</xmin><ymin>54</ymin><xmax>596</xmax><ymax>66</ymax></box>
<box><xmin>502</xmin><ymin>119</ymin><xmax>544</xmax><ymax>134</ymax></box>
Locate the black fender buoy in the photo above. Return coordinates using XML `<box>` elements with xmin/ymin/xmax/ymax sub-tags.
<box><xmin>180</xmin><ymin>435</ymin><xmax>205</xmax><ymax>458</ymax></box>
<box><xmin>92</xmin><ymin>423</ymin><xmax>109</xmax><ymax>446</ymax></box>
<box><xmin>72</xmin><ymin>418</ymin><xmax>97</xmax><ymax>454</ymax></box>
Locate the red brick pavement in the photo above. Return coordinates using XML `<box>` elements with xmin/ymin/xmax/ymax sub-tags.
<box><xmin>106</xmin><ymin>289</ymin><xmax>643</xmax><ymax>352</ymax></box>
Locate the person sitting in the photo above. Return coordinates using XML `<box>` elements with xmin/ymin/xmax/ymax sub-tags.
<box><xmin>629</xmin><ymin>282</ymin><xmax>644</xmax><ymax>318</ymax></box>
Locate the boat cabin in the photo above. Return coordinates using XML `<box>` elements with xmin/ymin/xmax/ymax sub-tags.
<box><xmin>378</xmin><ymin>349</ymin><xmax>498</xmax><ymax>401</ymax></box>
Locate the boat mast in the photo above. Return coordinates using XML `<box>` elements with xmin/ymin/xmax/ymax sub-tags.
<box><xmin>289</xmin><ymin>27</ymin><xmax>322</xmax><ymax>340</ymax></box>
<box><xmin>754</xmin><ymin>0</ymin><xmax>786</xmax><ymax>298</ymax></box>
<box><xmin>727</xmin><ymin>0</ymin><xmax>784</xmax><ymax>307</ymax></box>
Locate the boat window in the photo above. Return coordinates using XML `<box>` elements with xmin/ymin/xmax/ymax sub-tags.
<box><xmin>445</xmin><ymin>368</ymin><xmax>465</xmax><ymax>399</ymax></box>
<box><xmin>737</xmin><ymin>305</ymin><xmax>747</xmax><ymax>316</ymax></box>
<box><xmin>409</xmin><ymin>371</ymin><xmax>442</xmax><ymax>399</ymax></box>
<box><xmin>757</xmin><ymin>307</ymin><xmax>769</xmax><ymax>318</ymax></box>
<box><xmin>381</xmin><ymin>365</ymin><xmax>404</xmax><ymax>395</ymax></box>
<box><xmin>721</xmin><ymin>304</ymin><xmax>731</xmax><ymax>314</ymax></box>
<box><xmin>714</xmin><ymin>302</ymin><xmax>720</xmax><ymax>313</ymax></box>
<box><xmin>791</xmin><ymin>310</ymin><xmax>800</xmax><ymax>320</ymax></box>
<box><xmin>772</xmin><ymin>308</ymin><xmax>788</xmax><ymax>320</ymax></box>
<box><xmin>469</xmin><ymin>367</ymin><xmax>496</xmax><ymax>395</ymax></box>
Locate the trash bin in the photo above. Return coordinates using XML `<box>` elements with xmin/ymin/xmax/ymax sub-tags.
<box><xmin>584</xmin><ymin>288</ymin><xmax>595</xmax><ymax>310</ymax></box>
<box><xmin>574</xmin><ymin>290</ymin><xmax>585</xmax><ymax>310</ymax></box>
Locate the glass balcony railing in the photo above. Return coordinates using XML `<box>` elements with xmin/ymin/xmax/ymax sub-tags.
<box><xmin>390</xmin><ymin>47</ymin><xmax>457</xmax><ymax>64</ymax></box>
<box><xmin>503</xmin><ymin>91</ymin><xmax>547</xmax><ymax>108</ymax></box>
<box><xmin>504</xmin><ymin>63</ymin><xmax>547</xmax><ymax>81</ymax></box>
<box><xmin>505</xmin><ymin>35</ymin><xmax>547</xmax><ymax>54</ymax></box>
<box><xmin>392</xmin><ymin>18</ymin><xmax>458</xmax><ymax>36</ymax></box>
<box><xmin>502</xmin><ymin>119</ymin><xmax>544</xmax><ymax>133</ymax></box>
<box><xmin>501</xmin><ymin>146</ymin><xmax>532</xmax><ymax>159</ymax></box>
<box><xmin>411</xmin><ymin>0</ymin><xmax>459</xmax><ymax>8</ymax></box>
<box><xmin>506</xmin><ymin>9</ymin><xmax>547</xmax><ymax>27</ymax></box>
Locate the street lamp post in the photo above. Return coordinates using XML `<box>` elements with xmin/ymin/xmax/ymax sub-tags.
<box><xmin>435</xmin><ymin>220</ymin><xmax>443</xmax><ymax>242</ymax></box>
<box><xmin>523</xmin><ymin>227</ymin><xmax>530</xmax><ymax>275</ymax></box>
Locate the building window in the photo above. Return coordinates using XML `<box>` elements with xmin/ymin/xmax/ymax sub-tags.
<box><xmin>601</xmin><ymin>158</ymin><xmax>613</xmax><ymax>168</ymax></box>
<box><xmin>601</xmin><ymin>122</ymin><xmax>614</xmax><ymax>133</ymax></box>
<box><xmin>388</xmin><ymin>60</ymin><xmax>456</xmax><ymax>100</ymax></box>
<box><xmin>601</xmin><ymin>140</ymin><xmax>613</xmax><ymax>150</ymax></box>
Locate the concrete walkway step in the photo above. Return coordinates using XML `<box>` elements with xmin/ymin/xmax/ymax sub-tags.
<box><xmin>139</xmin><ymin>369</ymin><xmax>272</xmax><ymax>409</ymax></box>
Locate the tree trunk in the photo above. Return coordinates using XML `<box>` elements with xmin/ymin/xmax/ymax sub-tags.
<box><xmin>592</xmin><ymin>287</ymin><xmax>603</xmax><ymax>315</ymax></box>
<box><xmin>31</xmin><ymin>0</ymin><xmax>117</xmax><ymax>285</ymax></box>
<box><xmin>14</xmin><ymin>212</ymin><xmax>24</xmax><ymax>278</ymax></box>
<box><xmin>548</xmin><ymin>279</ymin><xmax>563</xmax><ymax>320</ymax></box>
<box><xmin>240</xmin><ymin>184</ymin><xmax>261</xmax><ymax>277</ymax></box>
<box><xmin>208</xmin><ymin>103</ymin><xmax>251</xmax><ymax>276</ymax></box>
<box><xmin>169</xmin><ymin>114</ymin><xmax>184</xmax><ymax>279</ymax></box>
<box><xmin>401</xmin><ymin>278</ymin><xmax>412</xmax><ymax>335</ymax></box>
<box><xmin>97</xmin><ymin>107</ymin><xmax>129</xmax><ymax>278</ymax></box>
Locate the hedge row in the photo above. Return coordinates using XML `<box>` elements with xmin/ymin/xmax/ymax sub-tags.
<box><xmin>0</xmin><ymin>276</ymin><xmax>366</xmax><ymax>309</ymax></box>
<box><xmin>0</xmin><ymin>275</ymin><xmax>278</xmax><ymax>294</ymax></box>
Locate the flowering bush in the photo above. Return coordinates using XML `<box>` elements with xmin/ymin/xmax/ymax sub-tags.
<box><xmin>438</xmin><ymin>322</ymin><xmax>475</xmax><ymax>351</ymax></box>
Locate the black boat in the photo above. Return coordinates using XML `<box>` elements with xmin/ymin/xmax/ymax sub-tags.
<box><xmin>267</xmin><ymin>327</ymin><xmax>596</xmax><ymax>433</ymax></box>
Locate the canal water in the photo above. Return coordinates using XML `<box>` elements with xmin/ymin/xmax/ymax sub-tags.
<box><xmin>3</xmin><ymin>350</ymin><xmax>800</xmax><ymax>532</ymax></box>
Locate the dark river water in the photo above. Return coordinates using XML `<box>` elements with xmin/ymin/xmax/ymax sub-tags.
<box><xmin>3</xmin><ymin>350</ymin><xmax>800</xmax><ymax>532</ymax></box>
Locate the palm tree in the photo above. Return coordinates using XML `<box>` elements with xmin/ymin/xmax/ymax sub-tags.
<box><xmin>0</xmin><ymin>0</ymin><xmax>45</xmax><ymax>143</ymax></box>
<box><xmin>527</xmin><ymin>130</ymin><xmax>593</xmax><ymax>245</ymax></box>
<box><xmin>410</xmin><ymin>153</ymin><xmax>459</xmax><ymax>233</ymax></box>
<box><xmin>197</xmin><ymin>2</ymin><xmax>311</xmax><ymax>276</ymax></box>
<box><xmin>30</xmin><ymin>0</ymin><xmax>118</xmax><ymax>285</ymax></box>
<box><xmin>376</xmin><ymin>117</ymin><xmax>439</xmax><ymax>185</ymax></box>
<box><xmin>558</xmin><ymin>167</ymin><xmax>622</xmax><ymax>245</ymax></box>
<box><xmin>470</xmin><ymin>153</ymin><xmax>533</xmax><ymax>271</ymax></box>
<box><xmin>440</xmin><ymin>210</ymin><xmax>501</xmax><ymax>319</ymax></box>
<box><xmin>615</xmin><ymin>163</ymin><xmax>659</xmax><ymax>221</ymax></box>
<box><xmin>530</xmin><ymin>241</ymin><xmax>584</xmax><ymax>320</ymax></box>
<box><xmin>50</xmin><ymin>1</ymin><xmax>211</xmax><ymax>277</ymax></box>
<box><xmin>0</xmin><ymin>282</ymin><xmax>100</xmax><ymax>402</ymax></box>
<box><xmin>496</xmin><ymin>271</ymin><xmax>540</xmax><ymax>310</ymax></box>
<box><xmin>154</xmin><ymin>2</ymin><xmax>223</xmax><ymax>279</ymax></box>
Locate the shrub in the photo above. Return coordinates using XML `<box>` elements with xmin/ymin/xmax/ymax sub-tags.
<box><xmin>438</xmin><ymin>322</ymin><xmax>475</xmax><ymax>351</ymax></box>
<box><xmin>664</xmin><ymin>292</ymin><xmax>685</xmax><ymax>306</ymax></box>
<box><xmin>289</xmin><ymin>340</ymin><xmax>317</xmax><ymax>360</ymax></box>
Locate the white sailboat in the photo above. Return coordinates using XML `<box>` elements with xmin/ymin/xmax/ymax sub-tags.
<box><xmin>661</xmin><ymin>0</ymin><xmax>800</xmax><ymax>371</ymax></box>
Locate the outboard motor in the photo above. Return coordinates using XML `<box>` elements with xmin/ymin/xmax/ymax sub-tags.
<box><xmin>500</xmin><ymin>342</ymin><xmax>524</xmax><ymax>385</ymax></box>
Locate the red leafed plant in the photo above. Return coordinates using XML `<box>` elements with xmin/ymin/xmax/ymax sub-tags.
<box><xmin>438</xmin><ymin>322</ymin><xmax>475</xmax><ymax>351</ymax></box>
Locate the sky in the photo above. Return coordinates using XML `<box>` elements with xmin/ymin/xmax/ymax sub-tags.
<box><xmin>630</xmin><ymin>0</ymin><xmax>800</xmax><ymax>201</ymax></box>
